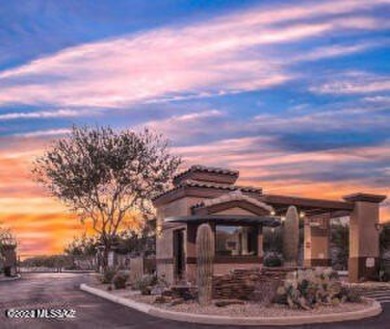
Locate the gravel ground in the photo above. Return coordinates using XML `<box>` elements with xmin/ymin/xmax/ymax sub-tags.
<box><xmin>346</xmin><ymin>282</ymin><xmax>390</xmax><ymax>291</ymax></box>
<box><xmin>90</xmin><ymin>279</ymin><xmax>374</xmax><ymax>318</ymax></box>
<box><xmin>130</xmin><ymin>294</ymin><xmax>372</xmax><ymax>317</ymax></box>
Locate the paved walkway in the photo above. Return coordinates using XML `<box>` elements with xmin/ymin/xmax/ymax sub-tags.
<box><xmin>360</xmin><ymin>286</ymin><xmax>390</xmax><ymax>304</ymax></box>
<box><xmin>0</xmin><ymin>273</ymin><xmax>389</xmax><ymax>329</ymax></box>
<box><xmin>0</xmin><ymin>275</ymin><xmax>20</xmax><ymax>283</ymax></box>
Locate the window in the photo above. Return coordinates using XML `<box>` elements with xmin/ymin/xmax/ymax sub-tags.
<box><xmin>215</xmin><ymin>225</ymin><xmax>257</xmax><ymax>256</ymax></box>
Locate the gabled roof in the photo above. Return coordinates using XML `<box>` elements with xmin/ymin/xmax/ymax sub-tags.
<box><xmin>192</xmin><ymin>190</ymin><xmax>274</xmax><ymax>216</ymax></box>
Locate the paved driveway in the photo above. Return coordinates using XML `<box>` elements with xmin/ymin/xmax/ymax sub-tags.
<box><xmin>0</xmin><ymin>273</ymin><xmax>389</xmax><ymax>329</ymax></box>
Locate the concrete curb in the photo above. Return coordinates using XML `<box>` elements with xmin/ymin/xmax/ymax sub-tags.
<box><xmin>0</xmin><ymin>274</ymin><xmax>21</xmax><ymax>283</ymax></box>
<box><xmin>80</xmin><ymin>284</ymin><xmax>382</xmax><ymax>326</ymax></box>
<box><xmin>80</xmin><ymin>284</ymin><xmax>152</xmax><ymax>314</ymax></box>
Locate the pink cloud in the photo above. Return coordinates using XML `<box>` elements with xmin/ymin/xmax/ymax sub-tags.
<box><xmin>0</xmin><ymin>109</ymin><xmax>91</xmax><ymax>121</ymax></box>
<box><xmin>13</xmin><ymin>128</ymin><xmax>71</xmax><ymax>138</ymax></box>
<box><xmin>0</xmin><ymin>1</ymin><xmax>387</xmax><ymax>108</ymax></box>
<box><xmin>310</xmin><ymin>71</ymin><xmax>390</xmax><ymax>94</ymax></box>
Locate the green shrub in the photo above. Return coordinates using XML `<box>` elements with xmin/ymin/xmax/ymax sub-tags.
<box><xmin>100</xmin><ymin>268</ymin><xmax>117</xmax><ymax>284</ymax></box>
<box><xmin>275</xmin><ymin>268</ymin><xmax>359</xmax><ymax>310</ymax></box>
<box><xmin>113</xmin><ymin>271</ymin><xmax>129</xmax><ymax>289</ymax></box>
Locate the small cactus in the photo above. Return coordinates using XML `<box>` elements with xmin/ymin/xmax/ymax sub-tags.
<box><xmin>196</xmin><ymin>223</ymin><xmax>215</xmax><ymax>306</ymax></box>
<box><xmin>282</xmin><ymin>206</ymin><xmax>299</xmax><ymax>267</ymax></box>
<box><xmin>275</xmin><ymin>268</ymin><xmax>355</xmax><ymax>310</ymax></box>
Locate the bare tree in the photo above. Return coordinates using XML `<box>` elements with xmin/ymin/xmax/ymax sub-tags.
<box><xmin>33</xmin><ymin>126</ymin><xmax>181</xmax><ymax>267</ymax></box>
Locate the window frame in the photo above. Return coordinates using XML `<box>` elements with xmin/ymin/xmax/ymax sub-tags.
<box><xmin>214</xmin><ymin>223</ymin><xmax>259</xmax><ymax>258</ymax></box>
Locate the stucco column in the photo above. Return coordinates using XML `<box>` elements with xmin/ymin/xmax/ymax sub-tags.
<box><xmin>343</xmin><ymin>193</ymin><xmax>386</xmax><ymax>283</ymax></box>
<box><xmin>241</xmin><ymin>227</ymin><xmax>249</xmax><ymax>255</ymax></box>
<box><xmin>257</xmin><ymin>225</ymin><xmax>264</xmax><ymax>261</ymax></box>
<box><xmin>186</xmin><ymin>223</ymin><xmax>197</xmax><ymax>283</ymax></box>
<box><xmin>2</xmin><ymin>246</ymin><xmax>17</xmax><ymax>276</ymax></box>
<box><xmin>304</xmin><ymin>214</ymin><xmax>331</xmax><ymax>267</ymax></box>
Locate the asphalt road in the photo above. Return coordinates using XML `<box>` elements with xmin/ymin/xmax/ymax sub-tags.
<box><xmin>0</xmin><ymin>273</ymin><xmax>389</xmax><ymax>329</ymax></box>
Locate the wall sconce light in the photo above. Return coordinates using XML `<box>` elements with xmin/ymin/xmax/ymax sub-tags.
<box><xmin>270</xmin><ymin>210</ymin><xmax>276</xmax><ymax>216</ymax></box>
<box><xmin>281</xmin><ymin>216</ymin><xmax>286</xmax><ymax>222</ymax></box>
<box><xmin>299</xmin><ymin>211</ymin><xmax>305</xmax><ymax>218</ymax></box>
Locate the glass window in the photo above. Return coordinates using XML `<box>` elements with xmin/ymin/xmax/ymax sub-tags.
<box><xmin>215</xmin><ymin>225</ymin><xmax>257</xmax><ymax>256</ymax></box>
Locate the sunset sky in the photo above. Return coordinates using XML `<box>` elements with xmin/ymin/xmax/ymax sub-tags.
<box><xmin>0</xmin><ymin>0</ymin><xmax>389</xmax><ymax>258</ymax></box>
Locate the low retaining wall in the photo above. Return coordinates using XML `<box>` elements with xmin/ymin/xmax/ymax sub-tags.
<box><xmin>213</xmin><ymin>268</ymin><xmax>290</xmax><ymax>300</ymax></box>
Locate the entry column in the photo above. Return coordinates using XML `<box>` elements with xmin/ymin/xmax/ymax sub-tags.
<box><xmin>304</xmin><ymin>213</ymin><xmax>331</xmax><ymax>267</ymax></box>
<box><xmin>343</xmin><ymin>193</ymin><xmax>386</xmax><ymax>283</ymax></box>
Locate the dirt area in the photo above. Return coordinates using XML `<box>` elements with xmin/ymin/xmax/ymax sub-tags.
<box><xmin>346</xmin><ymin>282</ymin><xmax>390</xmax><ymax>292</ymax></box>
<box><xmin>90</xmin><ymin>280</ymin><xmax>373</xmax><ymax>318</ymax></box>
<box><xmin>131</xmin><ymin>293</ymin><xmax>372</xmax><ymax>317</ymax></box>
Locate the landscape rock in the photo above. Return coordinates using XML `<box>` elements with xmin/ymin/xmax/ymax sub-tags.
<box><xmin>154</xmin><ymin>295</ymin><xmax>171</xmax><ymax>304</ymax></box>
<box><xmin>169</xmin><ymin>298</ymin><xmax>184</xmax><ymax>306</ymax></box>
<box><xmin>214</xmin><ymin>299</ymin><xmax>245</xmax><ymax>307</ymax></box>
<box><xmin>151</xmin><ymin>285</ymin><xmax>165</xmax><ymax>295</ymax></box>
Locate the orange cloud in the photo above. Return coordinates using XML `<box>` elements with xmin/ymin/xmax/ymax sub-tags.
<box><xmin>0</xmin><ymin>137</ymin><xmax>87</xmax><ymax>258</ymax></box>
<box><xmin>0</xmin><ymin>137</ymin><xmax>147</xmax><ymax>258</ymax></box>
<box><xmin>1</xmin><ymin>134</ymin><xmax>388</xmax><ymax>258</ymax></box>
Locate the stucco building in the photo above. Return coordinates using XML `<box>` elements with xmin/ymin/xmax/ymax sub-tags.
<box><xmin>152</xmin><ymin>165</ymin><xmax>386</xmax><ymax>284</ymax></box>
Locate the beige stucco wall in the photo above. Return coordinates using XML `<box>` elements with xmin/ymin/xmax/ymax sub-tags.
<box><xmin>348</xmin><ymin>200</ymin><xmax>381</xmax><ymax>282</ymax></box>
<box><xmin>156</xmin><ymin>227</ymin><xmax>174</xmax><ymax>283</ymax></box>
<box><xmin>156</xmin><ymin>228</ymin><xmax>173</xmax><ymax>260</ymax></box>
<box><xmin>349</xmin><ymin>201</ymin><xmax>380</xmax><ymax>258</ymax></box>
<box><xmin>186</xmin><ymin>263</ymin><xmax>196</xmax><ymax>283</ymax></box>
<box><xmin>213</xmin><ymin>207</ymin><xmax>260</xmax><ymax>216</ymax></box>
<box><xmin>303</xmin><ymin>217</ymin><xmax>330</xmax><ymax>267</ymax></box>
<box><xmin>157</xmin><ymin>263</ymin><xmax>174</xmax><ymax>284</ymax></box>
<box><xmin>156</xmin><ymin>196</ymin><xmax>205</xmax><ymax>223</ymax></box>
<box><xmin>156</xmin><ymin>194</ymin><xmax>267</xmax><ymax>284</ymax></box>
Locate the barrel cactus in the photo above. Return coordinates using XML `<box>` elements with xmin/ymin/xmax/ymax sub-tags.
<box><xmin>282</xmin><ymin>206</ymin><xmax>299</xmax><ymax>267</ymax></box>
<box><xmin>196</xmin><ymin>223</ymin><xmax>215</xmax><ymax>306</ymax></box>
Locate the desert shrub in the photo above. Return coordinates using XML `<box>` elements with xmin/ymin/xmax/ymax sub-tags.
<box><xmin>264</xmin><ymin>252</ymin><xmax>283</xmax><ymax>267</ymax></box>
<box><xmin>133</xmin><ymin>274</ymin><xmax>168</xmax><ymax>295</ymax></box>
<box><xmin>275</xmin><ymin>268</ymin><xmax>360</xmax><ymax>310</ymax></box>
<box><xmin>113</xmin><ymin>271</ymin><xmax>130</xmax><ymax>289</ymax></box>
<box><xmin>340</xmin><ymin>286</ymin><xmax>362</xmax><ymax>303</ymax></box>
<box><xmin>100</xmin><ymin>268</ymin><xmax>117</xmax><ymax>284</ymax></box>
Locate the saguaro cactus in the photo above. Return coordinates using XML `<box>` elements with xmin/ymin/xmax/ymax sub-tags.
<box><xmin>196</xmin><ymin>223</ymin><xmax>215</xmax><ymax>306</ymax></box>
<box><xmin>283</xmin><ymin>206</ymin><xmax>299</xmax><ymax>267</ymax></box>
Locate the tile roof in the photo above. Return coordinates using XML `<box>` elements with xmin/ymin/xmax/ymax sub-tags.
<box><xmin>152</xmin><ymin>179</ymin><xmax>261</xmax><ymax>201</ymax></box>
<box><xmin>173</xmin><ymin>165</ymin><xmax>239</xmax><ymax>182</ymax></box>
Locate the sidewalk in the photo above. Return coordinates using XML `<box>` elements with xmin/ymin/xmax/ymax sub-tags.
<box><xmin>0</xmin><ymin>274</ymin><xmax>21</xmax><ymax>283</ymax></box>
